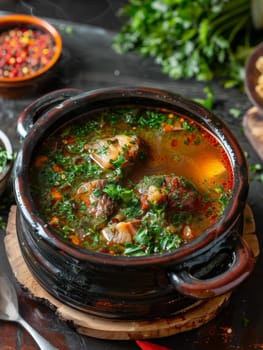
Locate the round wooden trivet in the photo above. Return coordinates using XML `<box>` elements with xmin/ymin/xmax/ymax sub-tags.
<box><xmin>4</xmin><ymin>205</ymin><xmax>259</xmax><ymax>340</ymax></box>
<box><xmin>243</xmin><ymin>106</ymin><xmax>263</xmax><ymax>161</ymax></box>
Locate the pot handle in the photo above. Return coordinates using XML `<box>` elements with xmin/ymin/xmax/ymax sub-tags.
<box><xmin>17</xmin><ymin>88</ymin><xmax>82</xmax><ymax>138</ymax></box>
<box><xmin>168</xmin><ymin>234</ymin><xmax>255</xmax><ymax>299</ymax></box>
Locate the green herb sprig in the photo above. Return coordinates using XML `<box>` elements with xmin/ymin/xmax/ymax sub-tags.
<box><xmin>113</xmin><ymin>0</ymin><xmax>262</xmax><ymax>87</ymax></box>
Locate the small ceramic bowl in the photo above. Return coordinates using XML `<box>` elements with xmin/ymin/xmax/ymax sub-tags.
<box><xmin>0</xmin><ymin>130</ymin><xmax>13</xmax><ymax>196</ymax></box>
<box><xmin>0</xmin><ymin>14</ymin><xmax>62</xmax><ymax>97</ymax></box>
<box><xmin>245</xmin><ymin>41</ymin><xmax>263</xmax><ymax>113</ymax></box>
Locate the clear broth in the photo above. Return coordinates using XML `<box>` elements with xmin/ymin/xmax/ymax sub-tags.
<box><xmin>29</xmin><ymin>106</ymin><xmax>233</xmax><ymax>256</ymax></box>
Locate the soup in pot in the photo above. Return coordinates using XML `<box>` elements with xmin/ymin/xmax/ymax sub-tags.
<box><xmin>29</xmin><ymin>106</ymin><xmax>233</xmax><ymax>256</ymax></box>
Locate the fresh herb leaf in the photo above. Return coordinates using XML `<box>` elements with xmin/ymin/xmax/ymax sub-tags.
<box><xmin>0</xmin><ymin>216</ymin><xmax>6</xmax><ymax>229</ymax></box>
<box><xmin>103</xmin><ymin>183</ymin><xmax>134</xmax><ymax>203</ymax></box>
<box><xmin>113</xmin><ymin>0</ymin><xmax>260</xmax><ymax>87</ymax></box>
<box><xmin>137</xmin><ymin>111</ymin><xmax>168</xmax><ymax>129</ymax></box>
<box><xmin>249</xmin><ymin>163</ymin><xmax>263</xmax><ymax>182</ymax></box>
<box><xmin>229</xmin><ymin>108</ymin><xmax>242</xmax><ymax>118</ymax></box>
<box><xmin>194</xmin><ymin>86</ymin><xmax>215</xmax><ymax>110</ymax></box>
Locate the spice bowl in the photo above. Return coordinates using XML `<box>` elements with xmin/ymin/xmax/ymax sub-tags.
<box><xmin>0</xmin><ymin>14</ymin><xmax>62</xmax><ymax>97</ymax></box>
<box><xmin>0</xmin><ymin>130</ymin><xmax>13</xmax><ymax>196</ymax></box>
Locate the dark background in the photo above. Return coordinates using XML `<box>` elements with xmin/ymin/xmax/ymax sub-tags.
<box><xmin>0</xmin><ymin>0</ymin><xmax>127</xmax><ymax>30</ymax></box>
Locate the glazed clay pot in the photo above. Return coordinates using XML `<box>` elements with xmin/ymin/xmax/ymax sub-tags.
<box><xmin>14</xmin><ymin>87</ymin><xmax>255</xmax><ymax>319</ymax></box>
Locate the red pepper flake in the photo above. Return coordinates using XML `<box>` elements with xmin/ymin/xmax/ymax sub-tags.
<box><xmin>171</xmin><ymin>139</ymin><xmax>179</xmax><ymax>148</ymax></box>
<box><xmin>219</xmin><ymin>326</ymin><xmax>233</xmax><ymax>344</ymax></box>
<box><xmin>0</xmin><ymin>26</ymin><xmax>55</xmax><ymax>78</ymax></box>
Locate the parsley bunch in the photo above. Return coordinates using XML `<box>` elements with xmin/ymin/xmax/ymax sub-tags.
<box><xmin>113</xmin><ymin>0</ymin><xmax>262</xmax><ymax>87</ymax></box>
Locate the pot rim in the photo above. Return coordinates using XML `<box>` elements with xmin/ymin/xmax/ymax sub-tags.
<box><xmin>14</xmin><ymin>86</ymin><xmax>249</xmax><ymax>266</ymax></box>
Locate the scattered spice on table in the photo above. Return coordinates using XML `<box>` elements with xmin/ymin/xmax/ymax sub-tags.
<box><xmin>0</xmin><ymin>26</ymin><xmax>55</xmax><ymax>78</ymax></box>
<box><xmin>219</xmin><ymin>326</ymin><xmax>233</xmax><ymax>344</ymax></box>
<box><xmin>136</xmin><ymin>340</ymin><xmax>172</xmax><ymax>350</ymax></box>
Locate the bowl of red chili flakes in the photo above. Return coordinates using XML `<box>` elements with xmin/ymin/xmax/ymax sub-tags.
<box><xmin>0</xmin><ymin>14</ymin><xmax>62</xmax><ymax>97</ymax></box>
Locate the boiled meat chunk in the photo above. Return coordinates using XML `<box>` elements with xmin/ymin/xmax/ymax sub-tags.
<box><xmin>101</xmin><ymin>220</ymin><xmax>141</xmax><ymax>244</ymax></box>
<box><xmin>74</xmin><ymin>179</ymin><xmax>115</xmax><ymax>226</ymax></box>
<box><xmin>136</xmin><ymin>175</ymin><xmax>201</xmax><ymax>212</ymax></box>
<box><xmin>165</xmin><ymin>175</ymin><xmax>201</xmax><ymax>211</ymax></box>
<box><xmin>88</xmin><ymin>134</ymin><xmax>140</xmax><ymax>169</ymax></box>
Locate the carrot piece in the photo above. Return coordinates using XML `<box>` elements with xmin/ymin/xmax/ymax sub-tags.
<box><xmin>52</xmin><ymin>164</ymin><xmax>63</xmax><ymax>172</ymax></box>
<box><xmin>70</xmin><ymin>235</ymin><xmax>80</xmax><ymax>245</ymax></box>
<box><xmin>141</xmin><ymin>202</ymin><xmax>149</xmax><ymax>211</ymax></box>
<box><xmin>34</xmin><ymin>155</ymin><xmax>48</xmax><ymax>167</ymax></box>
<box><xmin>51</xmin><ymin>187</ymin><xmax>62</xmax><ymax>201</ymax></box>
<box><xmin>162</xmin><ymin>123</ymin><xmax>174</xmax><ymax>132</ymax></box>
<box><xmin>49</xmin><ymin>216</ymin><xmax>59</xmax><ymax>226</ymax></box>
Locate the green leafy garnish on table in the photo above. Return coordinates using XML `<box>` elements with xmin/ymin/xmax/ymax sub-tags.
<box><xmin>229</xmin><ymin>108</ymin><xmax>242</xmax><ymax>118</ymax></box>
<box><xmin>194</xmin><ymin>86</ymin><xmax>215</xmax><ymax>110</ymax></box>
<box><xmin>113</xmin><ymin>0</ymin><xmax>263</xmax><ymax>87</ymax></box>
<box><xmin>249</xmin><ymin>163</ymin><xmax>263</xmax><ymax>182</ymax></box>
<box><xmin>0</xmin><ymin>216</ymin><xmax>6</xmax><ymax>229</ymax></box>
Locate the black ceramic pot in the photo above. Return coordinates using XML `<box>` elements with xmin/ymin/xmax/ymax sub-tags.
<box><xmin>14</xmin><ymin>87</ymin><xmax>255</xmax><ymax>319</ymax></box>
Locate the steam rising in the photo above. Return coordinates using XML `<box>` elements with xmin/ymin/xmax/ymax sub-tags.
<box><xmin>19</xmin><ymin>0</ymin><xmax>118</xmax><ymax>25</ymax></box>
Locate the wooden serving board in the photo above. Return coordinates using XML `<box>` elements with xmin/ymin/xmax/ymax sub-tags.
<box><xmin>4</xmin><ymin>205</ymin><xmax>259</xmax><ymax>340</ymax></box>
<box><xmin>243</xmin><ymin>106</ymin><xmax>263</xmax><ymax>160</ymax></box>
